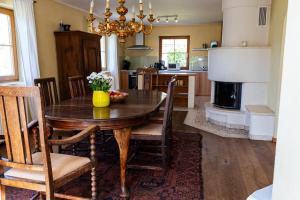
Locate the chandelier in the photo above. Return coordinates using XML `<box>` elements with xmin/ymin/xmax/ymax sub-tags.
<box><xmin>88</xmin><ymin>0</ymin><xmax>155</xmax><ymax>43</ymax></box>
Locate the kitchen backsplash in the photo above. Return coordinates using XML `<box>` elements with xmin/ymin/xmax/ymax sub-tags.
<box><xmin>122</xmin><ymin>55</ymin><xmax>208</xmax><ymax>70</ymax></box>
<box><xmin>125</xmin><ymin>56</ymin><xmax>158</xmax><ymax>70</ymax></box>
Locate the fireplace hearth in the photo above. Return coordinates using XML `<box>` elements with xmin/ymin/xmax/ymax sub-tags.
<box><xmin>214</xmin><ymin>81</ymin><xmax>242</xmax><ymax>110</ymax></box>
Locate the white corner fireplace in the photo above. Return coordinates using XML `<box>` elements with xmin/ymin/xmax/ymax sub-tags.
<box><xmin>205</xmin><ymin>0</ymin><xmax>275</xmax><ymax>141</ymax></box>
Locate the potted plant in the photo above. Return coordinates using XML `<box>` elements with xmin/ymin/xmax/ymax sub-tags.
<box><xmin>87</xmin><ymin>72</ymin><xmax>112</xmax><ymax>107</ymax></box>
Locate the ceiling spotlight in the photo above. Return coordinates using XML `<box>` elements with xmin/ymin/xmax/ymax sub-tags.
<box><xmin>156</xmin><ymin>18</ymin><xmax>160</xmax><ymax>23</ymax></box>
<box><xmin>175</xmin><ymin>17</ymin><xmax>178</xmax><ymax>23</ymax></box>
<box><xmin>166</xmin><ymin>18</ymin><xmax>169</xmax><ymax>23</ymax></box>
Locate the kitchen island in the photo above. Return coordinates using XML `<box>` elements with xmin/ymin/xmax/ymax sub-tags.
<box><xmin>156</xmin><ymin>70</ymin><xmax>197</xmax><ymax>108</ymax></box>
<box><xmin>120</xmin><ymin>70</ymin><xmax>210</xmax><ymax>108</ymax></box>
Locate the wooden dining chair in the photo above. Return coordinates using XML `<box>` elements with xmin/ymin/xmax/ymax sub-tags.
<box><xmin>68</xmin><ymin>75</ymin><xmax>87</xmax><ymax>98</ymax></box>
<box><xmin>128</xmin><ymin>76</ymin><xmax>177</xmax><ymax>171</ymax></box>
<box><xmin>0</xmin><ymin>86</ymin><xmax>98</xmax><ymax>200</ymax></box>
<box><xmin>34</xmin><ymin>77</ymin><xmax>76</xmax><ymax>154</ymax></box>
<box><xmin>137</xmin><ymin>67</ymin><xmax>159</xmax><ymax>90</ymax></box>
<box><xmin>34</xmin><ymin>77</ymin><xmax>59</xmax><ymax>106</ymax></box>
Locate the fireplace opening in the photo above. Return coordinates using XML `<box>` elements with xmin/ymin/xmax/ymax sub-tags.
<box><xmin>214</xmin><ymin>81</ymin><xmax>242</xmax><ymax>110</ymax></box>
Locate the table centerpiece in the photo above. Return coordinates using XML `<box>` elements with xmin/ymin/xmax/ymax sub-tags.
<box><xmin>87</xmin><ymin>72</ymin><xmax>112</xmax><ymax>107</ymax></box>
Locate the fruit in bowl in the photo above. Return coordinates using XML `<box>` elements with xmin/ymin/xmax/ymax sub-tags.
<box><xmin>109</xmin><ymin>91</ymin><xmax>128</xmax><ymax>103</ymax></box>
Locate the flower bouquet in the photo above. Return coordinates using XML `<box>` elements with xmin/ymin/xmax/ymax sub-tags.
<box><xmin>87</xmin><ymin>72</ymin><xmax>112</xmax><ymax>107</ymax></box>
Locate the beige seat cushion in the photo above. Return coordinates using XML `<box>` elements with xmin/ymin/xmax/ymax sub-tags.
<box><xmin>132</xmin><ymin>123</ymin><xmax>162</xmax><ymax>136</ymax></box>
<box><xmin>4</xmin><ymin>152</ymin><xmax>91</xmax><ymax>182</ymax></box>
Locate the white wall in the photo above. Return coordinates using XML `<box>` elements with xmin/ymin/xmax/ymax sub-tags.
<box><xmin>208</xmin><ymin>47</ymin><xmax>271</xmax><ymax>82</ymax></box>
<box><xmin>241</xmin><ymin>83</ymin><xmax>268</xmax><ymax>110</ymax></box>
<box><xmin>222</xmin><ymin>0</ymin><xmax>271</xmax><ymax>47</ymax></box>
<box><xmin>267</xmin><ymin>0</ymin><xmax>288</xmax><ymax>138</ymax></box>
<box><xmin>272</xmin><ymin>0</ymin><xmax>300</xmax><ymax>199</ymax></box>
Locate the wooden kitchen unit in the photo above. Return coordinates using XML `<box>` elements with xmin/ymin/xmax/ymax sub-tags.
<box><xmin>119</xmin><ymin>70</ymin><xmax>211</xmax><ymax>107</ymax></box>
<box><xmin>152</xmin><ymin>74</ymin><xmax>189</xmax><ymax>107</ymax></box>
<box><xmin>195</xmin><ymin>72</ymin><xmax>211</xmax><ymax>96</ymax></box>
<box><xmin>152</xmin><ymin>72</ymin><xmax>196</xmax><ymax>108</ymax></box>
<box><xmin>120</xmin><ymin>70</ymin><xmax>129</xmax><ymax>89</ymax></box>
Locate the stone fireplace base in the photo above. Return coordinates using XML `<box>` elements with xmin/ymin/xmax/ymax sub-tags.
<box><xmin>205</xmin><ymin>103</ymin><xmax>248</xmax><ymax>130</ymax></box>
<box><xmin>205</xmin><ymin>103</ymin><xmax>275</xmax><ymax>141</ymax></box>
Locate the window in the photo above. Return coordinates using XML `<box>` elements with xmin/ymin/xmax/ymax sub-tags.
<box><xmin>159</xmin><ymin>36</ymin><xmax>190</xmax><ymax>68</ymax></box>
<box><xmin>0</xmin><ymin>7</ymin><xmax>18</xmax><ymax>81</ymax></box>
<box><xmin>100</xmin><ymin>36</ymin><xmax>107</xmax><ymax>70</ymax></box>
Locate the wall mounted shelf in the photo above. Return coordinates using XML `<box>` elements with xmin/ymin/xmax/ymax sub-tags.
<box><xmin>192</xmin><ymin>48</ymin><xmax>208</xmax><ymax>51</ymax></box>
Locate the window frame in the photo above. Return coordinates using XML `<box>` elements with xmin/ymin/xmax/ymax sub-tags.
<box><xmin>0</xmin><ymin>7</ymin><xmax>18</xmax><ymax>82</ymax></box>
<box><xmin>159</xmin><ymin>36</ymin><xmax>190</xmax><ymax>69</ymax></box>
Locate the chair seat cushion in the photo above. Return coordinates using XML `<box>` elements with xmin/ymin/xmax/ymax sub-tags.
<box><xmin>132</xmin><ymin>123</ymin><xmax>162</xmax><ymax>136</ymax></box>
<box><xmin>4</xmin><ymin>152</ymin><xmax>91</xmax><ymax>182</ymax></box>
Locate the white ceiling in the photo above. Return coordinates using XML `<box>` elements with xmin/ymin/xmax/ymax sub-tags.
<box><xmin>57</xmin><ymin>0</ymin><xmax>223</xmax><ymax>25</ymax></box>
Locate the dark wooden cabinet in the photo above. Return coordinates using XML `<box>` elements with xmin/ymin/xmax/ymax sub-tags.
<box><xmin>54</xmin><ymin>31</ymin><xmax>101</xmax><ymax>100</ymax></box>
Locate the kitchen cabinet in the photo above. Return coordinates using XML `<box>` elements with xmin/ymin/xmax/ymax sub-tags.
<box><xmin>195</xmin><ymin>72</ymin><xmax>211</xmax><ymax>96</ymax></box>
<box><xmin>120</xmin><ymin>70</ymin><xmax>129</xmax><ymax>90</ymax></box>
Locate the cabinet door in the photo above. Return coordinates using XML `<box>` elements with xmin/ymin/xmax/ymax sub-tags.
<box><xmin>197</xmin><ymin>73</ymin><xmax>211</xmax><ymax>96</ymax></box>
<box><xmin>83</xmin><ymin>39</ymin><xmax>101</xmax><ymax>77</ymax></box>
<box><xmin>120</xmin><ymin>70</ymin><xmax>129</xmax><ymax>89</ymax></box>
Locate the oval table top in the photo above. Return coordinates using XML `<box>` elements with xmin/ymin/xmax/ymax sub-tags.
<box><xmin>45</xmin><ymin>90</ymin><xmax>167</xmax><ymax>130</ymax></box>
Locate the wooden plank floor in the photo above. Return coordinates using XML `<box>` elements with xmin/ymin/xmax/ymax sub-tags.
<box><xmin>173</xmin><ymin>111</ymin><xmax>276</xmax><ymax>200</ymax></box>
<box><xmin>0</xmin><ymin>110</ymin><xmax>275</xmax><ymax>200</ymax></box>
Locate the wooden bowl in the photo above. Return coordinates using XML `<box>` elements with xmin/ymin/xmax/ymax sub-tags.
<box><xmin>109</xmin><ymin>91</ymin><xmax>128</xmax><ymax>103</ymax></box>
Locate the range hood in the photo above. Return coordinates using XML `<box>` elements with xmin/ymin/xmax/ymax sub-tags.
<box><xmin>127</xmin><ymin>33</ymin><xmax>152</xmax><ymax>50</ymax></box>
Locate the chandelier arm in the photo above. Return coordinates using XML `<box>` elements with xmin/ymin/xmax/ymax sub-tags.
<box><xmin>142</xmin><ymin>24</ymin><xmax>153</xmax><ymax>35</ymax></box>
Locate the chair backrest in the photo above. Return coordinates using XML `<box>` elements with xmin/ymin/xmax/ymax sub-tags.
<box><xmin>161</xmin><ymin>76</ymin><xmax>177</xmax><ymax>144</ymax></box>
<box><xmin>34</xmin><ymin>77</ymin><xmax>59</xmax><ymax>106</ymax></box>
<box><xmin>68</xmin><ymin>75</ymin><xmax>87</xmax><ymax>98</ymax></box>
<box><xmin>137</xmin><ymin>67</ymin><xmax>159</xmax><ymax>90</ymax></box>
<box><xmin>0</xmin><ymin>86</ymin><xmax>53</xmax><ymax>189</ymax></box>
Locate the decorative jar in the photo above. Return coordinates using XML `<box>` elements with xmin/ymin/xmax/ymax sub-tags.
<box><xmin>93</xmin><ymin>91</ymin><xmax>110</xmax><ymax>107</ymax></box>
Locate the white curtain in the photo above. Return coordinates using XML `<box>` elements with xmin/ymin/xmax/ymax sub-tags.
<box><xmin>14</xmin><ymin>0</ymin><xmax>40</xmax><ymax>119</ymax></box>
<box><xmin>107</xmin><ymin>34</ymin><xmax>120</xmax><ymax>90</ymax></box>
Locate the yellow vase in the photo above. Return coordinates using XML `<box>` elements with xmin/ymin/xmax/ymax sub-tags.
<box><xmin>92</xmin><ymin>91</ymin><xmax>110</xmax><ymax>107</ymax></box>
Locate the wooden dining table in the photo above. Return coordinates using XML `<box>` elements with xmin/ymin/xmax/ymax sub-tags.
<box><xmin>45</xmin><ymin>89</ymin><xmax>167</xmax><ymax>198</ymax></box>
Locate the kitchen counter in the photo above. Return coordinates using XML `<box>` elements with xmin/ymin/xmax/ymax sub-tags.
<box><xmin>158</xmin><ymin>70</ymin><xmax>207</xmax><ymax>75</ymax></box>
<box><xmin>120</xmin><ymin>69</ymin><xmax>211</xmax><ymax>107</ymax></box>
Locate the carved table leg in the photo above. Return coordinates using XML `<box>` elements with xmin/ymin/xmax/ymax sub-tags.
<box><xmin>90</xmin><ymin>132</ymin><xmax>97</xmax><ymax>200</ymax></box>
<box><xmin>113</xmin><ymin>128</ymin><xmax>132</xmax><ymax>198</ymax></box>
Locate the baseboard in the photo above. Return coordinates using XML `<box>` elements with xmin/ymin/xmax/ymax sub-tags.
<box><xmin>249</xmin><ymin>135</ymin><xmax>273</xmax><ymax>141</ymax></box>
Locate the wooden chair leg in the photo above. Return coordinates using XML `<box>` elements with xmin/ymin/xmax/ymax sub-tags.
<box><xmin>161</xmin><ymin>146</ymin><xmax>167</xmax><ymax>173</ymax></box>
<box><xmin>58</xmin><ymin>135</ymin><xmax>62</xmax><ymax>153</ymax></box>
<box><xmin>72</xmin><ymin>144</ymin><xmax>77</xmax><ymax>155</ymax></box>
<box><xmin>90</xmin><ymin>132</ymin><xmax>97</xmax><ymax>200</ymax></box>
<box><xmin>0</xmin><ymin>185</ymin><xmax>6</xmax><ymax>200</ymax></box>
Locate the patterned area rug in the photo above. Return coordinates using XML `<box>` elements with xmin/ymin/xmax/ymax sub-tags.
<box><xmin>5</xmin><ymin>132</ymin><xmax>203</xmax><ymax>200</ymax></box>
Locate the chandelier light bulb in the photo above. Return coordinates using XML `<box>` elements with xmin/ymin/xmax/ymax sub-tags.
<box><xmin>157</xmin><ymin>18</ymin><xmax>160</xmax><ymax>23</ymax></box>
<box><xmin>132</xmin><ymin>6</ymin><xmax>136</xmax><ymax>19</ymax></box>
<box><xmin>166</xmin><ymin>18</ymin><xmax>169</xmax><ymax>23</ymax></box>
<box><xmin>175</xmin><ymin>17</ymin><xmax>178</xmax><ymax>23</ymax></box>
